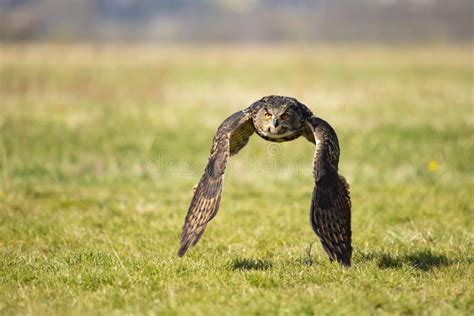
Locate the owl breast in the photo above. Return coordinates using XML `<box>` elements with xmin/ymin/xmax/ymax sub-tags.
<box><xmin>254</xmin><ymin>128</ymin><xmax>303</xmax><ymax>143</ymax></box>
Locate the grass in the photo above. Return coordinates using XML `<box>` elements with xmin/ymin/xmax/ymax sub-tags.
<box><xmin>0</xmin><ymin>44</ymin><xmax>473</xmax><ymax>315</ymax></box>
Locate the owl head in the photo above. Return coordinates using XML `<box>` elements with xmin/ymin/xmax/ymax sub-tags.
<box><xmin>252</xmin><ymin>95</ymin><xmax>306</xmax><ymax>140</ymax></box>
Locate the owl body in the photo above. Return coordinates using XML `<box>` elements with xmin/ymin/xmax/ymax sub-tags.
<box><xmin>178</xmin><ymin>95</ymin><xmax>352</xmax><ymax>267</ymax></box>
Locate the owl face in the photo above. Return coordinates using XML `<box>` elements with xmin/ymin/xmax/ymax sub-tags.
<box><xmin>253</xmin><ymin>97</ymin><xmax>304</xmax><ymax>140</ymax></box>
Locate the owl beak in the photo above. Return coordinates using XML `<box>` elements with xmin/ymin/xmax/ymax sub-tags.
<box><xmin>272</xmin><ymin>118</ymin><xmax>279</xmax><ymax>128</ymax></box>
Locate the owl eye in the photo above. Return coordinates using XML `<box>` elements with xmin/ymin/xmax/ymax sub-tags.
<box><xmin>264</xmin><ymin>112</ymin><xmax>272</xmax><ymax>119</ymax></box>
<box><xmin>280</xmin><ymin>112</ymin><xmax>289</xmax><ymax>120</ymax></box>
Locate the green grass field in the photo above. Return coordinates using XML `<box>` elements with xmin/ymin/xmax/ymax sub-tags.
<box><xmin>0</xmin><ymin>44</ymin><xmax>473</xmax><ymax>315</ymax></box>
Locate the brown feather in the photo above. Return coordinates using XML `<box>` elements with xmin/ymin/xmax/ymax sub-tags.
<box><xmin>178</xmin><ymin>111</ymin><xmax>254</xmax><ymax>257</ymax></box>
<box><xmin>305</xmin><ymin>117</ymin><xmax>352</xmax><ymax>267</ymax></box>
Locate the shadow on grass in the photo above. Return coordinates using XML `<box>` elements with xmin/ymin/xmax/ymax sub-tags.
<box><xmin>359</xmin><ymin>249</ymin><xmax>455</xmax><ymax>271</ymax></box>
<box><xmin>230</xmin><ymin>258</ymin><xmax>273</xmax><ymax>271</ymax></box>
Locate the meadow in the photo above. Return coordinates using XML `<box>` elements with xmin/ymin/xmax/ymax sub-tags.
<box><xmin>0</xmin><ymin>44</ymin><xmax>472</xmax><ymax>315</ymax></box>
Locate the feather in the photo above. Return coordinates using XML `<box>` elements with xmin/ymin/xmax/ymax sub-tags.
<box><xmin>178</xmin><ymin>111</ymin><xmax>255</xmax><ymax>257</ymax></box>
<box><xmin>305</xmin><ymin>117</ymin><xmax>352</xmax><ymax>267</ymax></box>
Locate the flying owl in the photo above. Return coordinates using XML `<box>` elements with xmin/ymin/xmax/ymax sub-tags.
<box><xmin>178</xmin><ymin>95</ymin><xmax>352</xmax><ymax>266</ymax></box>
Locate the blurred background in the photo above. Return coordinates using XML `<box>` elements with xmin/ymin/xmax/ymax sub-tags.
<box><xmin>0</xmin><ymin>0</ymin><xmax>472</xmax><ymax>197</ymax></box>
<box><xmin>0</xmin><ymin>0</ymin><xmax>472</xmax><ymax>43</ymax></box>
<box><xmin>1</xmin><ymin>1</ymin><xmax>473</xmax><ymax>315</ymax></box>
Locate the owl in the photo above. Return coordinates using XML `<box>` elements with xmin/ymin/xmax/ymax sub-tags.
<box><xmin>178</xmin><ymin>95</ymin><xmax>352</xmax><ymax>266</ymax></box>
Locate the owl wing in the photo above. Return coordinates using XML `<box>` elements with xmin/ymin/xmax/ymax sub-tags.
<box><xmin>304</xmin><ymin>116</ymin><xmax>352</xmax><ymax>266</ymax></box>
<box><xmin>178</xmin><ymin>110</ymin><xmax>255</xmax><ymax>257</ymax></box>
